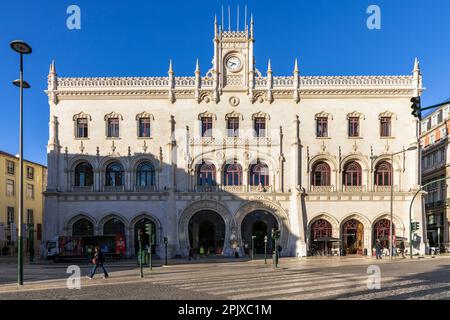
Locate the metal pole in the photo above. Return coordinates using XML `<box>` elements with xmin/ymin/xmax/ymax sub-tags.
<box><xmin>165</xmin><ymin>240</ymin><xmax>168</xmax><ymax>266</ymax></box>
<box><xmin>18</xmin><ymin>53</ymin><xmax>24</xmax><ymax>286</ymax></box>
<box><xmin>139</xmin><ymin>239</ymin><xmax>143</xmax><ymax>278</ymax></box>
<box><xmin>264</xmin><ymin>236</ymin><xmax>267</xmax><ymax>264</ymax></box>
<box><xmin>149</xmin><ymin>231</ymin><xmax>152</xmax><ymax>271</ymax></box>
<box><xmin>438</xmin><ymin>227</ymin><xmax>441</xmax><ymax>255</ymax></box>
<box><xmin>251</xmin><ymin>236</ymin><xmax>254</xmax><ymax>260</ymax></box>
<box><xmin>390</xmin><ymin>153</ymin><xmax>394</xmax><ymax>260</ymax></box>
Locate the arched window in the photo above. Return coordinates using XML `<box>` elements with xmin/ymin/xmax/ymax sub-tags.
<box><xmin>72</xmin><ymin>218</ymin><xmax>94</xmax><ymax>236</ymax></box>
<box><xmin>373</xmin><ymin>219</ymin><xmax>395</xmax><ymax>248</ymax></box>
<box><xmin>311</xmin><ymin>161</ymin><xmax>331</xmax><ymax>186</ymax></box>
<box><xmin>311</xmin><ymin>219</ymin><xmax>332</xmax><ymax>240</ymax></box>
<box><xmin>105</xmin><ymin>162</ymin><xmax>124</xmax><ymax>186</ymax></box>
<box><xmin>375</xmin><ymin>161</ymin><xmax>392</xmax><ymax>186</ymax></box>
<box><xmin>136</xmin><ymin>162</ymin><xmax>155</xmax><ymax>186</ymax></box>
<box><xmin>223</xmin><ymin>163</ymin><xmax>242</xmax><ymax>186</ymax></box>
<box><xmin>197</xmin><ymin>163</ymin><xmax>216</xmax><ymax>186</ymax></box>
<box><xmin>103</xmin><ymin>218</ymin><xmax>125</xmax><ymax>236</ymax></box>
<box><xmin>343</xmin><ymin>161</ymin><xmax>362</xmax><ymax>186</ymax></box>
<box><xmin>250</xmin><ymin>163</ymin><xmax>269</xmax><ymax>186</ymax></box>
<box><xmin>74</xmin><ymin>162</ymin><xmax>93</xmax><ymax>187</ymax></box>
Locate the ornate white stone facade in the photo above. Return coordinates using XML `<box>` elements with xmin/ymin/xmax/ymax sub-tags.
<box><xmin>43</xmin><ymin>18</ymin><xmax>426</xmax><ymax>258</ymax></box>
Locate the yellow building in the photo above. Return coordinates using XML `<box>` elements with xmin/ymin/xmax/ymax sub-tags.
<box><xmin>0</xmin><ymin>151</ymin><xmax>47</xmax><ymax>257</ymax></box>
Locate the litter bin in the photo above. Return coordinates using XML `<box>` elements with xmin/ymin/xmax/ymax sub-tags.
<box><xmin>364</xmin><ymin>248</ymin><xmax>368</xmax><ymax>256</ymax></box>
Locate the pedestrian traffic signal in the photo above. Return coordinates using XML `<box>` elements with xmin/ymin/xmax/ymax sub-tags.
<box><xmin>138</xmin><ymin>228</ymin><xmax>144</xmax><ymax>242</ymax></box>
<box><xmin>411</xmin><ymin>96</ymin><xmax>422</xmax><ymax>120</ymax></box>
<box><xmin>411</xmin><ymin>221</ymin><xmax>420</xmax><ymax>232</ymax></box>
<box><xmin>145</xmin><ymin>223</ymin><xmax>152</xmax><ymax>236</ymax></box>
<box><xmin>272</xmin><ymin>230</ymin><xmax>281</xmax><ymax>239</ymax></box>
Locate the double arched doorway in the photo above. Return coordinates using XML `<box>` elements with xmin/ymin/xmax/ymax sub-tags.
<box><xmin>241</xmin><ymin>210</ymin><xmax>279</xmax><ymax>255</ymax></box>
<box><xmin>188</xmin><ymin>210</ymin><xmax>225</xmax><ymax>255</ymax></box>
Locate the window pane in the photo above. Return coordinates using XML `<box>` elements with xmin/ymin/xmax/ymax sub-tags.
<box><xmin>139</xmin><ymin>118</ymin><xmax>151</xmax><ymax>137</ymax></box>
<box><xmin>255</xmin><ymin>118</ymin><xmax>266</xmax><ymax>137</ymax></box>
<box><xmin>108</xmin><ymin>118</ymin><xmax>120</xmax><ymax>137</ymax></box>
<box><xmin>201</xmin><ymin>117</ymin><xmax>213</xmax><ymax>137</ymax></box>
<box><xmin>348</xmin><ymin>117</ymin><xmax>359</xmax><ymax>137</ymax></box>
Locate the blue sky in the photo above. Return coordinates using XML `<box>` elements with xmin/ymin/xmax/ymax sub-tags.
<box><xmin>1</xmin><ymin>0</ymin><xmax>449</xmax><ymax>165</ymax></box>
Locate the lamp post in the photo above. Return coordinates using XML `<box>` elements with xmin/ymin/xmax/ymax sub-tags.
<box><xmin>10</xmin><ymin>40</ymin><xmax>32</xmax><ymax>286</ymax></box>
<box><xmin>164</xmin><ymin>236</ymin><xmax>168</xmax><ymax>265</ymax></box>
<box><xmin>251</xmin><ymin>235</ymin><xmax>256</xmax><ymax>260</ymax></box>
<box><xmin>372</xmin><ymin>146</ymin><xmax>417</xmax><ymax>260</ymax></box>
<box><xmin>264</xmin><ymin>235</ymin><xmax>268</xmax><ymax>264</ymax></box>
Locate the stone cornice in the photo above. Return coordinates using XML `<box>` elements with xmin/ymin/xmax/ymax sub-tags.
<box><xmin>47</xmin><ymin>75</ymin><xmax>417</xmax><ymax>102</ymax></box>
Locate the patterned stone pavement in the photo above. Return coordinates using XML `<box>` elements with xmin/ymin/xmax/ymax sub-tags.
<box><xmin>0</xmin><ymin>256</ymin><xmax>449</xmax><ymax>300</ymax></box>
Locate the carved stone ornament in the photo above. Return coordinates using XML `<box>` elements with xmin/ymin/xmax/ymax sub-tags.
<box><xmin>229</xmin><ymin>96</ymin><xmax>240</xmax><ymax>107</ymax></box>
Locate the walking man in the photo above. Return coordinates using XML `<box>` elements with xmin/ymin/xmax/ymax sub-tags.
<box><xmin>375</xmin><ymin>239</ymin><xmax>382</xmax><ymax>260</ymax></box>
<box><xmin>87</xmin><ymin>247</ymin><xmax>109</xmax><ymax>279</ymax></box>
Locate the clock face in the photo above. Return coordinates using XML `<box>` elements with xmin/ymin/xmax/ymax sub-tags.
<box><xmin>226</xmin><ymin>56</ymin><xmax>242</xmax><ymax>72</ymax></box>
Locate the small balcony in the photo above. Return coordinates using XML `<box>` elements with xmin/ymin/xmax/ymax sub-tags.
<box><xmin>72</xmin><ymin>186</ymin><xmax>93</xmax><ymax>193</ymax></box>
<box><xmin>135</xmin><ymin>185</ymin><xmax>157</xmax><ymax>192</ymax></box>
<box><xmin>374</xmin><ymin>185</ymin><xmax>398</xmax><ymax>193</ymax></box>
<box><xmin>249</xmin><ymin>185</ymin><xmax>273</xmax><ymax>193</ymax></box>
<box><xmin>310</xmin><ymin>185</ymin><xmax>335</xmax><ymax>193</ymax></box>
<box><xmin>342</xmin><ymin>185</ymin><xmax>366</xmax><ymax>193</ymax></box>
<box><xmin>195</xmin><ymin>185</ymin><xmax>219</xmax><ymax>192</ymax></box>
<box><xmin>103</xmin><ymin>185</ymin><xmax>125</xmax><ymax>192</ymax></box>
<box><xmin>221</xmin><ymin>185</ymin><xmax>246</xmax><ymax>193</ymax></box>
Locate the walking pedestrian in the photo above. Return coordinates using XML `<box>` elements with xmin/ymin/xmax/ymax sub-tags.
<box><xmin>87</xmin><ymin>247</ymin><xmax>109</xmax><ymax>279</ymax></box>
<box><xmin>375</xmin><ymin>239</ymin><xmax>382</xmax><ymax>260</ymax></box>
<box><xmin>399</xmin><ymin>241</ymin><xmax>406</xmax><ymax>258</ymax></box>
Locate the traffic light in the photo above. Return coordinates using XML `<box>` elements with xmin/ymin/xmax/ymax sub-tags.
<box><xmin>138</xmin><ymin>228</ymin><xmax>144</xmax><ymax>242</ymax></box>
<box><xmin>272</xmin><ymin>230</ymin><xmax>281</xmax><ymax>239</ymax></box>
<box><xmin>411</xmin><ymin>96</ymin><xmax>422</xmax><ymax>120</ymax></box>
<box><xmin>411</xmin><ymin>222</ymin><xmax>420</xmax><ymax>232</ymax></box>
<box><xmin>145</xmin><ymin>223</ymin><xmax>152</xmax><ymax>236</ymax></box>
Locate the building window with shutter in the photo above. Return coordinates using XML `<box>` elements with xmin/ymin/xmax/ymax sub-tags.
<box><xmin>26</xmin><ymin>184</ymin><xmax>34</xmax><ymax>199</ymax></box>
<box><xmin>26</xmin><ymin>166</ymin><xmax>34</xmax><ymax>180</ymax></box>
<box><xmin>6</xmin><ymin>161</ymin><xmax>15</xmax><ymax>175</ymax></box>
<box><xmin>6</xmin><ymin>179</ymin><xmax>14</xmax><ymax>197</ymax></box>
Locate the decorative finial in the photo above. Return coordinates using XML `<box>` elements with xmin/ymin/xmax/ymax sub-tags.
<box><xmin>250</xmin><ymin>14</ymin><xmax>254</xmax><ymax>38</ymax></box>
<box><xmin>267</xmin><ymin>59</ymin><xmax>272</xmax><ymax>73</ymax></box>
<box><xmin>294</xmin><ymin>58</ymin><xmax>299</xmax><ymax>73</ymax></box>
<box><xmin>413</xmin><ymin>57</ymin><xmax>421</xmax><ymax>74</ymax></box>
<box><xmin>168</xmin><ymin>59</ymin><xmax>173</xmax><ymax>74</ymax></box>
<box><xmin>49</xmin><ymin>59</ymin><xmax>56</xmax><ymax>74</ymax></box>
<box><xmin>195</xmin><ymin>59</ymin><xmax>200</xmax><ymax>74</ymax></box>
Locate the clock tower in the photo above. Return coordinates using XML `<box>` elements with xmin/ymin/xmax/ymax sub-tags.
<box><xmin>211</xmin><ymin>14</ymin><xmax>255</xmax><ymax>95</ymax></box>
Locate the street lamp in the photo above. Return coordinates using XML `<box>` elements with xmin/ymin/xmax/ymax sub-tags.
<box><xmin>10</xmin><ymin>40</ymin><xmax>32</xmax><ymax>286</ymax></box>
<box><xmin>372</xmin><ymin>146</ymin><xmax>417</xmax><ymax>260</ymax></box>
